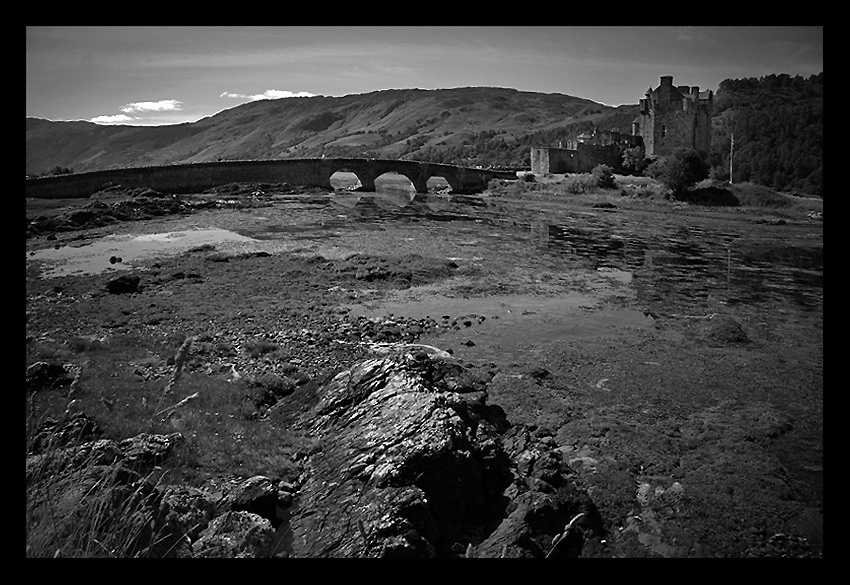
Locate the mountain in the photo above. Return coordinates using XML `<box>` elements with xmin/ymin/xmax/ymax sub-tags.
<box><xmin>26</xmin><ymin>87</ymin><xmax>640</xmax><ymax>175</ymax></box>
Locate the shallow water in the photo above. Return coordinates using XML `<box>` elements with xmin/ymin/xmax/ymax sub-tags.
<box><xmin>28</xmin><ymin>191</ymin><xmax>823</xmax><ymax>314</ymax></box>
<box><xmin>321</xmin><ymin>194</ymin><xmax>823</xmax><ymax>311</ymax></box>
<box><xmin>28</xmin><ymin>228</ymin><xmax>256</xmax><ymax>278</ymax></box>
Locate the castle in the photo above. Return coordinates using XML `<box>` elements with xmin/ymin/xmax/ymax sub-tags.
<box><xmin>636</xmin><ymin>75</ymin><xmax>713</xmax><ymax>158</ymax></box>
<box><xmin>530</xmin><ymin>76</ymin><xmax>713</xmax><ymax>175</ymax></box>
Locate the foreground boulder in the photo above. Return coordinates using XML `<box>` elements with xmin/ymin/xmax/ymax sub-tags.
<box><xmin>287</xmin><ymin>350</ymin><xmax>602</xmax><ymax>557</ymax></box>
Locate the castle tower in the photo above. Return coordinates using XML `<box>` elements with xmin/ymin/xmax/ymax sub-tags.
<box><xmin>639</xmin><ymin>76</ymin><xmax>712</xmax><ymax>158</ymax></box>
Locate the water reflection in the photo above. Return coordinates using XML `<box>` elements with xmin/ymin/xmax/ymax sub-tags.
<box><xmin>534</xmin><ymin>223</ymin><xmax>647</xmax><ymax>270</ymax></box>
<box><xmin>533</xmin><ymin>218</ymin><xmax>822</xmax><ymax>309</ymax></box>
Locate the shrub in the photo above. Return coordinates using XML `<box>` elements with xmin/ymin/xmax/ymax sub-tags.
<box><xmin>559</xmin><ymin>174</ymin><xmax>597</xmax><ymax>195</ymax></box>
<box><xmin>592</xmin><ymin>164</ymin><xmax>616</xmax><ymax>189</ymax></box>
<box><xmin>243</xmin><ymin>338</ymin><xmax>278</xmax><ymax>359</ymax></box>
<box><xmin>67</xmin><ymin>337</ymin><xmax>104</xmax><ymax>353</ymax></box>
<box><xmin>646</xmin><ymin>148</ymin><xmax>709</xmax><ymax>196</ymax></box>
<box><xmin>238</xmin><ymin>373</ymin><xmax>297</xmax><ymax>418</ymax></box>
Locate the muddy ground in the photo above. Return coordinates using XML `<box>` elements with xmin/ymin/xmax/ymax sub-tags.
<box><xmin>25</xmin><ymin>178</ymin><xmax>823</xmax><ymax>557</ymax></box>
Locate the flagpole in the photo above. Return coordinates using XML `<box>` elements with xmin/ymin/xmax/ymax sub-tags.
<box><xmin>729</xmin><ymin>130</ymin><xmax>734</xmax><ymax>184</ymax></box>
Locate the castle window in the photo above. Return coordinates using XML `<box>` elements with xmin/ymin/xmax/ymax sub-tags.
<box><xmin>661</xmin><ymin>124</ymin><xmax>667</xmax><ymax>138</ymax></box>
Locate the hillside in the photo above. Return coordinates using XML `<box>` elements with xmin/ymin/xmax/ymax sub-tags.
<box><xmin>26</xmin><ymin>87</ymin><xmax>638</xmax><ymax>175</ymax></box>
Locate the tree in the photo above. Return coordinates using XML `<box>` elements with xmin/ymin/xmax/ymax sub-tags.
<box><xmin>48</xmin><ymin>165</ymin><xmax>73</xmax><ymax>176</ymax></box>
<box><xmin>646</xmin><ymin>148</ymin><xmax>709</xmax><ymax>196</ymax></box>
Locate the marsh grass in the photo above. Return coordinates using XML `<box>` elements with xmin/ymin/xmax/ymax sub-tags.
<box><xmin>25</xmin><ymin>398</ymin><xmax>178</xmax><ymax>558</ymax></box>
<box><xmin>26</xmin><ymin>460</ymin><xmax>175</xmax><ymax>558</ymax></box>
<box><xmin>728</xmin><ymin>181</ymin><xmax>823</xmax><ymax>213</ymax></box>
<box><xmin>25</xmin><ymin>334</ymin><xmax>302</xmax><ymax>557</ymax></box>
<box><xmin>489</xmin><ymin>175</ymin><xmax>823</xmax><ymax>214</ymax></box>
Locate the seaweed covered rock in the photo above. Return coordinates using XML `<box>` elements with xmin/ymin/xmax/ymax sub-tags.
<box><xmin>105</xmin><ymin>274</ymin><xmax>141</xmax><ymax>294</ymax></box>
<box><xmin>703</xmin><ymin>314</ymin><xmax>750</xmax><ymax>347</ymax></box>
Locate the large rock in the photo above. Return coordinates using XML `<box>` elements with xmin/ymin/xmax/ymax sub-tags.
<box><xmin>224</xmin><ymin>475</ymin><xmax>279</xmax><ymax>522</ymax></box>
<box><xmin>26</xmin><ymin>361</ymin><xmax>74</xmax><ymax>393</ymax></box>
<box><xmin>160</xmin><ymin>484</ymin><xmax>219</xmax><ymax>543</ymax></box>
<box><xmin>28</xmin><ymin>412</ymin><xmax>102</xmax><ymax>454</ymax></box>
<box><xmin>105</xmin><ymin>274</ymin><xmax>140</xmax><ymax>294</ymax></box>
<box><xmin>26</xmin><ymin>413</ymin><xmax>184</xmax><ymax>492</ymax></box>
<box><xmin>286</xmin><ymin>350</ymin><xmax>599</xmax><ymax>558</ymax></box>
<box><xmin>703</xmin><ymin>314</ymin><xmax>750</xmax><ymax>347</ymax></box>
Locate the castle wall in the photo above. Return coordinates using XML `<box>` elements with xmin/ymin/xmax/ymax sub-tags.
<box><xmin>576</xmin><ymin>143</ymin><xmax>627</xmax><ymax>172</ymax></box>
<box><xmin>531</xmin><ymin>147</ymin><xmax>578</xmax><ymax>174</ymax></box>
<box><xmin>530</xmin><ymin>143</ymin><xmax>628</xmax><ymax>176</ymax></box>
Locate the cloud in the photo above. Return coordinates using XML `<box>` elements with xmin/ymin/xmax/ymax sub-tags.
<box><xmin>90</xmin><ymin>114</ymin><xmax>136</xmax><ymax>124</ymax></box>
<box><xmin>120</xmin><ymin>99</ymin><xmax>183</xmax><ymax>113</ymax></box>
<box><xmin>220</xmin><ymin>89</ymin><xmax>316</xmax><ymax>101</ymax></box>
<box><xmin>89</xmin><ymin>99</ymin><xmax>188</xmax><ymax>125</ymax></box>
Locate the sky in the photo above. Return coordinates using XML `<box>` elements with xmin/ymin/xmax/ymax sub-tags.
<box><xmin>26</xmin><ymin>26</ymin><xmax>823</xmax><ymax>127</ymax></box>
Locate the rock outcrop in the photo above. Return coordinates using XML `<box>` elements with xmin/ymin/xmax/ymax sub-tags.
<box><xmin>286</xmin><ymin>349</ymin><xmax>602</xmax><ymax>557</ymax></box>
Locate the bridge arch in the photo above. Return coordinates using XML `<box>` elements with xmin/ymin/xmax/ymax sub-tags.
<box><xmin>374</xmin><ymin>171</ymin><xmax>417</xmax><ymax>195</ymax></box>
<box><xmin>329</xmin><ymin>169</ymin><xmax>363</xmax><ymax>191</ymax></box>
<box><xmin>422</xmin><ymin>167</ymin><xmax>460</xmax><ymax>193</ymax></box>
<box><xmin>326</xmin><ymin>162</ymin><xmax>376</xmax><ymax>192</ymax></box>
<box><xmin>426</xmin><ymin>176</ymin><xmax>452</xmax><ymax>193</ymax></box>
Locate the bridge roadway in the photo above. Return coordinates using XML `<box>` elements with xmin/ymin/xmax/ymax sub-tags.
<box><xmin>25</xmin><ymin>158</ymin><xmax>518</xmax><ymax>199</ymax></box>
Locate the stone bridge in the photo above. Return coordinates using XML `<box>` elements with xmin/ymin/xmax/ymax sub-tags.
<box><xmin>25</xmin><ymin>158</ymin><xmax>517</xmax><ymax>199</ymax></box>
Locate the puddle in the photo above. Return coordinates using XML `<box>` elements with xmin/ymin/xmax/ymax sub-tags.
<box><xmin>345</xmin><ymin>291</ymin><xmax>597</xmax><ymax>321</ymax></box>
<box><xmin>345</xmin><ymin>288</ymin><xmax>653</xmax><ymax>362</ymax></box>
<box><xmin>28</xmin><ymin>228</ymin><xmax>257</xmax><ymax>277</ymax></box>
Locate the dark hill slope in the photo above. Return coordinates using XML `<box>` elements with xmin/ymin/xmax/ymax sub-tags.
<box><xmin>27</xmin><ymin>87</ymin><xmax>639</xmax><ymax>175</ymax></box>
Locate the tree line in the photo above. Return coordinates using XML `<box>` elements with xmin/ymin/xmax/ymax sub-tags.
<box><xmin>707</xmin><ymin>72</ymin><xmax>823</xmax><ymax>196</ymax></box>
